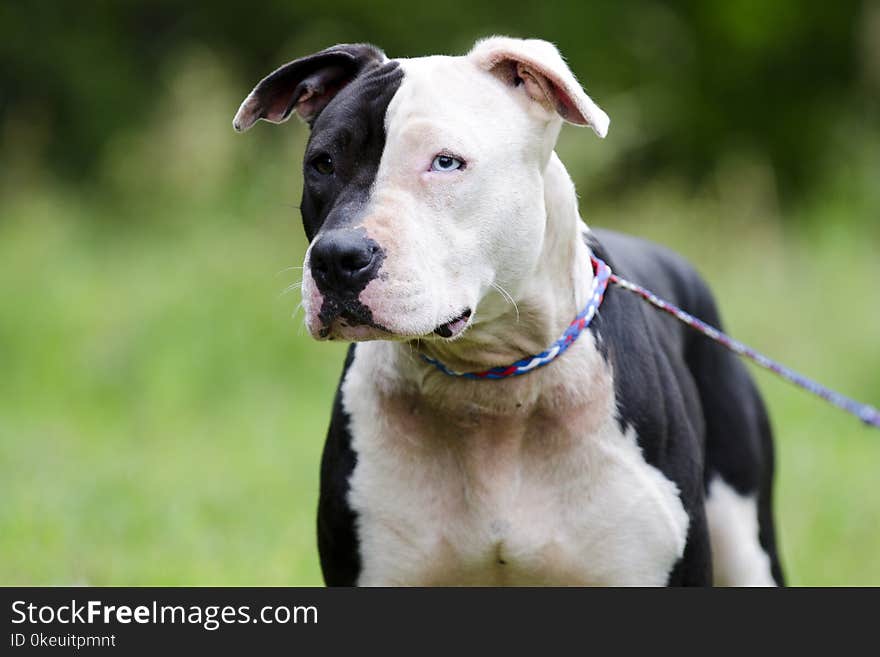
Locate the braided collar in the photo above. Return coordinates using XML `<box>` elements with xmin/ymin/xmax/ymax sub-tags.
<box><xmin>420</xmin><ymin>254</ymin><xmax>611</xmax><ymax>379</ymax></box>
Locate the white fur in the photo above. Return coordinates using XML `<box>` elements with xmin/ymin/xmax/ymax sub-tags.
<box><xmin>705</xmin><ymin>477</ymin><xmax>776</xmax><ymax>586</ymax></box>
<box><xmin>344</xmin><ymin>335</ymin><xmax>690</xmax><ymax>586</ymax></box>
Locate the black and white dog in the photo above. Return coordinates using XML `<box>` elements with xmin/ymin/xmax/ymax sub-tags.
<box><xmin>234</xmin><ymin>37</ymin><xmax>784</xmax><ymax>586</ymax></box>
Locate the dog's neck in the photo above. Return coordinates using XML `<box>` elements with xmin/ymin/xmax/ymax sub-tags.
<box><xmin>365</xmin><ymin>152</ymin><xmax>601</xmax><ymax>411</ymax></box>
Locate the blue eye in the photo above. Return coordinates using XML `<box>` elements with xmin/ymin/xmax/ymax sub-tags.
<box><xmin>431</xmin><ymin>154</ymin><xmax>464</xmax><ymax>172</ymax></box>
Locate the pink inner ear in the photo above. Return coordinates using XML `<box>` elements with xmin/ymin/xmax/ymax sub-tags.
<box><xmin>545</xmin><ymin>75</ymin><xmax>590</xmax><ymax>125</ymax></box>
<box><xmin>258</xmin><ymin>64</ymin><xmax>353</xmax><ymax>124</ymax></box>
<box><xmin>550</xmin><ymin>85</ymin><xmax>589</xmax><ymax>126</ymax></box>
<box><xmin>293</xmin><ymin>77</ymin><xmax>351</xmax><ymax>122</ymax></box>
<box><xmin>263</xmin><ymin>91</ymin><xmax>298</xmax><ymax>123</ymax></box>
<box><xmin>516</xmin><ymin>63</ymin><xmax>588</xmax><ymax>126</ymax></box>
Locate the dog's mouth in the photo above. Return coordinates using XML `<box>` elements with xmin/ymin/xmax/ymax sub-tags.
<box><xmin>310</xmin><ymin>296</ymin><xmax>473</xmax><ymax>342</ymax></box>
<box><xmin>433</xmin><ymin>308</ymin><xmax>472</xmax><ymax>339</ymax></box>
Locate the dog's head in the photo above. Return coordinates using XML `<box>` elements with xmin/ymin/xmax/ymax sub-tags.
<box><xmin>234</xmin><ymin>37</ymin><xmax>608</xmax><ymax>342</ymax></box>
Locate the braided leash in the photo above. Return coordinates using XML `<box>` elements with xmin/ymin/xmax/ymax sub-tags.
<box><xmin>595</xmin><ymin>255</ymin><xmax>880</xmax><ymax>430</ymax></box>
<box><xmin>422</xmin><ymin>253</ymin><xmax>880</xmax><ymax>429</ymax></box>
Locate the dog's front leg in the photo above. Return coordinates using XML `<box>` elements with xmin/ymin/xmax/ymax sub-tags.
<box><xmin>666</xmin><ymin>499</ymin><xmax>713</xmax><ymax>586</ymax></box>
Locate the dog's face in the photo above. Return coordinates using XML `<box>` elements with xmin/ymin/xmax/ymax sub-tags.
<box><xmin>234</xmin><ymin>38</ymin><xmax>608</xmax><ymax>342</ymax></box>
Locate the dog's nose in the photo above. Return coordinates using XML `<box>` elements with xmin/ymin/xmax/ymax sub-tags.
<box><xmin>309</xmin><ymin>232</ymin><xmax>382</xmax><ymax>295</ymax></box>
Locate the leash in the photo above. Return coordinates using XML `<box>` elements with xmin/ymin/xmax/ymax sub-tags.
<box><xmin>597</xmin><ymin>255</ymin><xmax>880</xmax><ymax>430</ymax></box>
<box><xmin>421</xmin><ymin>254</ymin><xmax>880</xmax><ymax>429</ymax></box>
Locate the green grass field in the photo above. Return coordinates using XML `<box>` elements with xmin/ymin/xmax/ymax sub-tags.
<box><xmin>2</xmin><ymin>76</ymin><xmax>879</xmax><ymax>585</ymax></box>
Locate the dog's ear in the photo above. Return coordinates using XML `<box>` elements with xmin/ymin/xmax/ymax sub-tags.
<box><xmin>233</xmin><ymin>43</ymin><xmax>386</xmax><ymax>131</ymax></box>
<box><xmin>469</xmin><ymin>37</ymin><xmax>609</xmax><ymax>138</ymax></box>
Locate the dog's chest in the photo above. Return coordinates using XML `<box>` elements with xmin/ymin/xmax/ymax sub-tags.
<box><xmin>342</xmin><ymin>351</ymin><xmax>690</xmax><ymax>586</ymax></box>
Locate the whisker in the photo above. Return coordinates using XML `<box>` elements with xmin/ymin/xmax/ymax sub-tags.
<box><xmin>279</xmin><ymin>279</ymin><xmax>304</xmax><ymax>297</ymax></box>
<box><xmin>276</xmin><ymin>265</ymin><xmax>305</xmax><ymax>277</ymax></box>
<box><xmin>293</xmin><ymin>301</ymin><xmax>309</xmax><ymax>337</ymax></box>
<box><xmin>490</xmin><ymin>282</ymin><xmax>520</xmax><ymax>323</ymax></box>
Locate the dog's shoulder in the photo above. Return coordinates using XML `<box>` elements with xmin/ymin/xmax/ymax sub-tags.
<box><xmin>587</xmin><ymin>228</ymin><xmax>713</xmax><ymax>583</ymax></box>
<box><xmin>587</xmin><ymin>227</ymin><xmax>708</xmax><ymax>440</ymax></box>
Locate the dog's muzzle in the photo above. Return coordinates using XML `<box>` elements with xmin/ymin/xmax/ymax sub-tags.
<box><xmin>306</xmin><ymin>230</ymin><xmax>387</xmax><ymax>339</ymax></box>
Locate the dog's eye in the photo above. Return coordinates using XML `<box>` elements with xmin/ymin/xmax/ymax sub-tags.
<box><xmin>311</xmin><ymin>154</ymin><xmax>334</xmax><ymax>176</ymax></box>
<box><xmin>430</xmin><ymin>154</ymin><xmax>464</xmax><ymax>172</ymax></box>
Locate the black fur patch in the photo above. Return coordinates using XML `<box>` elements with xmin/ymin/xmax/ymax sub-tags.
<box><xmin>300</xmin><ymin>61</ymin><xmax>404</xmax><ymax>242</ymax></box>
<box><xmin>317</xmin><ymin>346</ymin><xmax>361</xmax><ymax>585</ymax></box>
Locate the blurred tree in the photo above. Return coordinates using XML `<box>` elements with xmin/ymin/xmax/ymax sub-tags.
<box><xmin>0</xmin><ymin>0</ymin><xmax>874</xmax><ymax>209</ymax></box>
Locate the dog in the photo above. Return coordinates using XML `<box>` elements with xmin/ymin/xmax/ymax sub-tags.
<box><xmin>234</xmin><ymin>37</ymin><xmax>784</xmax><ymax>586</ymax></box>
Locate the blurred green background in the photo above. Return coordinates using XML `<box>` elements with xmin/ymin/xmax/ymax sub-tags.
<box><xmin>1</xmin><ymin>1</ymin><xmax>879</xmax><ymax>585</ymax></box>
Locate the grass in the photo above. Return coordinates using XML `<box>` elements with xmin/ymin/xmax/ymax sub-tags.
<box><xmin>0</xmin><ymin>192</ymin><xmax>343</xmax><ymax>585</ymax></box>
<box><xmin>2</xmin><ymin>182</ymin><xmax>878</xmax><ymax>586</ymax></box>
<box><xmin>1</xmin><ymin>59</ymin><xmax>878</xmax><ymax>584</ymax></box>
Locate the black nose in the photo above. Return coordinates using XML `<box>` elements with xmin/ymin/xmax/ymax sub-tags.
<box><xmin>309</xmin><ymin>232</ymin><xmax>383</xmax><ymax>296</ymax></box>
